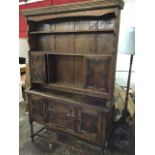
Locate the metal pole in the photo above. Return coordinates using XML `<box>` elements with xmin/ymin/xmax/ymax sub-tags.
<box><xmin>124</xmin><ymin>54</ymin><xmax>133</xmax><ymax>120</ymax></box>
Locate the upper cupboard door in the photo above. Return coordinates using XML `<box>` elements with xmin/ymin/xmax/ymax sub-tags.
<box><xmin>84</xmin><ymin>56</ymin><xmax>112</xmax><ymax>93</ymax></box>
<box><xmin>30</xmin><ymin>53</ymin><xmax>47</xmax><ymax>83</ymax></box>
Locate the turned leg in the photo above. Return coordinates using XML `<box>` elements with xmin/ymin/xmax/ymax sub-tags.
<box><xmin>101</xmin><ymin>141</ymin><xmax>108</xmax><ymax>155</ymax></box>
<box><xmin>30</xmin><ymin>120</ymin><xmax>34</xmax><ymax>142</ymax></box>
<box><xmin>101</xmin><ymin>151</ymin><xmax>104</xmax><ymax>155</ymax></box>
<box><xmin>101</xmin><ymin>149</ymin><xmax>108</xmax><ymax>155</ymax></box>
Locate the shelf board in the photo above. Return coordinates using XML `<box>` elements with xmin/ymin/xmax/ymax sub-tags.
<box><xmin>42</xmin><ymin>82</ymin><xmax>110</xmax><ymax>100</ymax></box>
<box><xmin>30</xmin><ymin>29</ymin><xmax>115</xmax><ymax>35</ymax></box>
<box><xmin>25</xmin><ymin>89</ymin><xmax>109</xmax><ymax>112</ymax></box>
<box><xmin>30</xmin><ymin>51</ymin><xmax>113</xmax><ymax>57</ymax></box>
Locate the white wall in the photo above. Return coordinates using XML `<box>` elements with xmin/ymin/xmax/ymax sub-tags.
<box><xmin>19</xmin><ymin>39</ymin><xmax>29</xmax><ymax>62</ymax></box>
<box><xmin>116</xmin><ymin>0</ymin><xmax>135</xmax><ymax>89</ymax></box>
<box><xmin>116</xmin><ymin>54</ymin><xmax>135</xmax><ymax>89</ymax></box>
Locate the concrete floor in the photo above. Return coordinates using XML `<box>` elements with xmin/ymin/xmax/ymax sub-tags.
<box><xmin>19</xmin><ymin>101</ymin><xmax>127</xmax><ymax>155</ymax></box>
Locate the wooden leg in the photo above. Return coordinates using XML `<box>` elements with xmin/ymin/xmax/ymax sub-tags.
<box><xmin>104</xmin><ymin>141</ymin><xmax>108</xmax><ymax>155</ymax></box>
<box><xmin>30</xmin><ymin>121</ymin><xmax>34</xmax><ymax>142</ymax></box>
<box><xmin>101</xmin><ymin>150</ymin><xmax>104</xmax><ymax>155</ymax></box>
<box><xmin>101</xmin><ymin>149</ymin><xmax>108</xmax><ymax>155</ymax></box>
<box><xmin>101</xmin><ymin>141</ymin><xmax>108</xmax><ymax>155</ymax></box>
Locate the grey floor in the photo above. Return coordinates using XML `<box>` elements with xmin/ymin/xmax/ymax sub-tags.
<box><xmin>19</xmin><ymin>101</ymin><xmax>127</xmax><ymax>155</ymax></box>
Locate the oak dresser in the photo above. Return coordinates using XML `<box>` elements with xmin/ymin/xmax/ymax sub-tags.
<box><xmin>22</xmin><ymin>0</ymin><xmax>124</xmax><ymax>154</ymax></box>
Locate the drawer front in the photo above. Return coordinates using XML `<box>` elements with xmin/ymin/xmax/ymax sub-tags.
<box><xmin>29</xmin><ymin>95</ymin><xmax>45</xmax><ymax>123</ymax></box>
<box><xmin>46</xmin><ymin>99</ymin><xmax>76</xmax><ymax>131</ymax></box>
<box><xmin>48</xmin><ymin>111</ymin><xmax>75</xmax><ymax>130</ymax></box>
<box><xmin>48</xmin><ymin>100</ymin><xmax>75</xmax><ymax>118</ymax></box>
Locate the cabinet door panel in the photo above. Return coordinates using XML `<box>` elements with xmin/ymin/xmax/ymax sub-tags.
<box><xmin>29</xmin><ymin>95</ymin><xmax>45</xmax><ymax>123</ymax></box>
<box><xmin>30</xmin><ymin>53</ymin><xmax>47</xmax><ymax>83</ymax></box>
<box><xmin>78</xmin><ymin>108</ymin><xmax>101</xmax><ymax>143</ymax></box>
<box><xmin>46</xmin><ymin>99</ymin><xmax>76</xmax><ymax>131</ymax></box>
<box><xmin>85</xmin><ymin>56</ymin><xmax>111</xmax><ymax>92</ymax></box>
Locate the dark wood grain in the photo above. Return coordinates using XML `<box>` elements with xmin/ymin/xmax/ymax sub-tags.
<box><xmin>24</xmin><ymin>0</ymin><xmax>123</xmax><ymax>153</ymax></box>
<box><xmin>22</xmin><ymin>0</ymin><xmax>123</xmax><ymax>17</ymax></box>
<box><xmin>30</xmin><ymin>53</ymin><xmax>47</xmax><ymax>83</ymax></box>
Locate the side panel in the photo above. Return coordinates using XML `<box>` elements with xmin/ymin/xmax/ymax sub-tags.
<box><xmin>30</xmin><ymin>53</ymin><xmax>47</xmax><ymax>83</ymax></box>
<box><xmin>28</xmin><ymin>94</ymin><xmax>45</xmax><ymax>123</ymax></box>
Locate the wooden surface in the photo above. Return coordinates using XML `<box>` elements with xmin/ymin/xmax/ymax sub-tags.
<box><xmin>19</xmin><ymin>101</ymin><xmax>127</xmax><ymax>155</ymax></box>
<box><xmin>22</xmin><ymin>0</ymin><xmax>123</xmax><ymax>16</ymax></box>
<box><xmin>23</xmin><ymin>0</ymin><xmax>123</xmax><ymax>153</ymax></box>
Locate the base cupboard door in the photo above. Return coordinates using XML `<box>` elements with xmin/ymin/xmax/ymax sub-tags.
<box><xmin>78</xmin><ymin>108</ymin><xmax>101</xmax><ymax>144</ymax></box>
<box><xmin>29</xmin><ymin>95</ymin><xmax>45</xmax><ymax>123</ymax></box>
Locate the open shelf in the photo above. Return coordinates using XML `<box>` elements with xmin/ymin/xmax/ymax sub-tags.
<box><xmin>43</xmin><ymin>82</ymin><xmax>110</xmax><ymax>99</ymax></box>
<box><xmin>29</xmin><ymin>33</ymin><xmax>115</xmax><ymax>54</ymax></box>
<box><xmin>30</xmin><ymin>53</ymin><xmax>111</xmax><ymax>99</ymax></box>
<box><xmin>46</xmin><ymin>54</ymin><xmax>85</xmax><ymax>87</ymax></box>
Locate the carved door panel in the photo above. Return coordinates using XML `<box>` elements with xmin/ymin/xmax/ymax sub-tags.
<box><xmin>30</xmin><ymin>53</ymin><xmax>47</xmax><ymax>83</ymax></box>
<box><xmin>29</xmin><ymin>95</ymin><xmax>45</xmax><ymax>123</ymax></box>
<box><xmin>85</xmin><ymin>56</ymin><xmax>111</xmax><ymax>92</ymax></box>
<box><xmin>78</xmin><ymin>108</ymin><xmax>101</xmax><ymax>143</ymax></box>
<box><xmin>46</xmin><ymin>99</ymin><xmax>76</xmax><ymax>132</ymax></box>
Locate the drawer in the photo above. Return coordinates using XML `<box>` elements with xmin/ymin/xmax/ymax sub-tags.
<box><xmin>46</xmin><ymin>99</ymin><xmax>76</xmax><ymax>131</ymax></box>
<box><xmin>48</xmin><ymin>111</ymin><xmax>75</xmax><ymax>130</ymax></box>
<box><xmin>47</xmin><ymin>99</ymin><xmax>75</xmax><ymax>118</ymax></box>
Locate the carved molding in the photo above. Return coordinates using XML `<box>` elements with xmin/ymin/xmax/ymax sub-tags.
<box><xmin>22</xmin><ymin>0</ymin><xmax>124</xmax><ymax>17</ymax></box>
